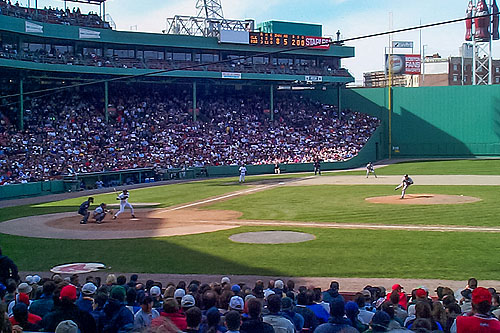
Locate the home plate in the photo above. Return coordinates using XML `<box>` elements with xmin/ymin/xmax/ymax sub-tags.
<box><xmin>130</xmin><ymin>218</ymin><xmax>140</xmax><ymax>221</ymax></box>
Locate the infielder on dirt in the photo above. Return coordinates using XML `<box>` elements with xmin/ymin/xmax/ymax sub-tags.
<box><xmin>113</xmin><ymin>189</ymin><xmax>135</xmax><ymax>219</ymax></box>
<box><xmin>395</xmin><ymin>174</ymin><xmax>414</xmax><ymax>199</ymax></box>
<box><xmin>239</xmin><ymin>164</ymin><xmax>247</xmax><ymax>183</ymax></box>
<box><xmin>366</xmin><ymin>162</ymin><xmax>377</xmax><ymax>178</ymax></box>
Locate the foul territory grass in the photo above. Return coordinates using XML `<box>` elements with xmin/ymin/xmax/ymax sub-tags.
<box><xmin>0</xmin><ymin>226</ymin><xmax>499</xmax><ymax>280</ymax></box>
<box><xmin>209</xmin><ymin>185</ymin><xmax>500</xmax><ymax>227</ymax></box>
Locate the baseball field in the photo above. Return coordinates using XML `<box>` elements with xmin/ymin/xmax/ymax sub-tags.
<box><xmin>0</xmin><ymin>159</ymin><xmax>499</xmax><ymax>284</ymax></box>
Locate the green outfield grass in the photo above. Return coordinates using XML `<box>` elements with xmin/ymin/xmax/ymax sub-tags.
<box><xmin>0</xmin><ymin>226</ymin><xmax>499</xmax><ymax>280</ymax></box>
<box><xmin>209</xmin><ymin>185</ymin><xmax>500</xmax><ymax>227</ymax></box>
<box><xmin>332</xmin><ymin>159</ymin><xmax>500</xmax><ymax>176</ymax></box>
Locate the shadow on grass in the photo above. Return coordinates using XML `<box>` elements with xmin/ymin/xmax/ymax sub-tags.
<box><xmin>0</xmin><ymin>233</ymin><xmax>284</xmax><ymax>277</ymax></box>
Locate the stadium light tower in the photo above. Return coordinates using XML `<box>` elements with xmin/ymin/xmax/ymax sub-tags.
<box><xmin>465</xmin><ymin>0</ymin><xmax>499</xmax><ymax>85</ymax></box>
<box><xmin>196</xmin><ymin>0</ymin><xmax>224</xmax><ymax>20</ymax></box>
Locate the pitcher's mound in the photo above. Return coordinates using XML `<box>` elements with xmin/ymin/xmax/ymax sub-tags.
<box><xmin>366</xmin><ymin>194</ymin><xmax>481</xmax><ymax>205</ymax></box>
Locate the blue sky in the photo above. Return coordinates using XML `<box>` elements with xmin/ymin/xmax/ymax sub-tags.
<box><xmin>18</xmin><ymin>0</ymin><xmax>499</xmax><ymax>84</ymax></box>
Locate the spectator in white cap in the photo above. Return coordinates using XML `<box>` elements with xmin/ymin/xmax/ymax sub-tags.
<box><xmin>221</xmin><ymin>277</ymin><xmax>231</xmax><ymax>287</ymax></box>
<box><xmin>76</xmin><ymin>282</ymin><xmax>96</xmax><ymax>313</ymax></box>
<box><xmin>149</xmin><ymin>286</ymin><xmax>163</xmax><ymax>309</ymax></box>
<box><xmin>174</xmin><ymin>288</ymin><xmax>185</xmax><ymax>304</ymax></box>
<box><xmin>8</xmin><ymin>283</ymin><xmax>32</xmax><ymax>315</ymax></box>
<box><xmin>181</xmin><ymin>294</ymin><xmax>196</xmax><ymax>311</ymax></box>
<box><xmin>264</xmin><ymin>289</ymin><xmax>275</xmax><ymax>300</ymax></box>
<box><xmin>55</xmin><ymin>319</ymin><xmax>78</xmax><ymax>333</ymax></box>
<box><xmin>229</xmin><ymin>296</ymin><xmax>244</xmax><ymax>313</ymax></box>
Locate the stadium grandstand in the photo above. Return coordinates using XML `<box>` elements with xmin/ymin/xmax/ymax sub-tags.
<box><xmin>0</xmin><ymin>0</ymin><xmax>382</xmax><ymax>189</ymax></box>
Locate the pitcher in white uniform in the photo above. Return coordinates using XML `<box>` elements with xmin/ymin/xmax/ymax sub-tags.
<box><xmin>394</xmin><ymin>174</ymin><xmax>414</xmax><ymax>199</ymax></box>
<box><xmin>113</xmin><ymin>189</ymin><xmax>135</xmax><ymax>219</ymax></box>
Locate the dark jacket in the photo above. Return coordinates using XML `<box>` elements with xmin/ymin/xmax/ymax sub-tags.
<box><xmin>0</xmin><ymin>255</ymin><xmax>19</xmax><ymax>284</ymax></box>
<box><xmin>41</xmin><ymin>302</ymin><xmax>97</xmax><ymax>333</ymax></box>
<box><xmin>240</xmin><ymin>318</ymin><xmax>275</xmax><ymax>333</ymax></box>
<box><xmin>314</xmin><ymin>316</ymin><xmax>358</xmax><ymax>333</ymax></box>
<box><xmin>29</xmin><ymin>294</ymin><xmax>55</xmax><ymax>318</ymax></box>
<box><xmin>295</xmin><ymin>305</ymin><xmax>319</xmax><ymax>331</ymax></box>
<box><xmin>322</xmin><ymin>289</ymin><xmax>345</xmax><ymax>306</ymax></box>
<box><xmin>102</xmin><ymin>298</ymin><xmax>134</xmax><ymax>333</ymax></box>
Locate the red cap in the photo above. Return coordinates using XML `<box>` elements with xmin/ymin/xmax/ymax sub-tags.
<box><xmin>18</xmin><ymin>293</ymin><xmax>30</xmax><ymax>306</ymax></box>
<box><xmin>472</xmin><ymin>287</ymin><xmax>491</xmax><ymax>305</ymax></box>
<box><xmin>392</xmin><ymin>284</ymin><xmax>403</xmax><ymax>291</ymax></box>
<box><xmin>415</xmin><ymin>288</ymin><xmax>427</xmax><ymax>298</ymax></box>
<box><xmin>60</xmin><ymin>285</ymin><xmax>77</xmax><ymax>301</ymax></box>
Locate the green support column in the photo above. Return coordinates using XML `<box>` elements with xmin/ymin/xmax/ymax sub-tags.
<box><xmin>337</xmin><ymin>84</ymin><xmax>342</xmax><ymax>121</ymax></box>
<box><xmin>193</xmin><ymin>81</ymin><xmax>197</xmax><ymax>122</ymax></box>
<box><xmin>19</xmin><ymin>78</ymin><xmax>24</xmax><ymax>131</ymax></box>
<box><xmin>270</xmin><ymin>85</ymin><xmax>274</xmax><ymax>122</ymax></box>
<box><xmin>104</xmin><ymin>81</ymin><xmax>109</xmax><ymax>123</ymax></box>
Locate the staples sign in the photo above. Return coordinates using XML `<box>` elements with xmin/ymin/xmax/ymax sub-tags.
<box><xmin>306</xmin><ymin>37</ymin><xmax>331</xmax><ymax>49</ymax></box>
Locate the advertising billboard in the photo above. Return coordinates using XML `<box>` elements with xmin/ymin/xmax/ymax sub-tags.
<box><xmin>385</xmin><ymin>54</ymin><xmax>421</xmax><ymax>75</ymax></box>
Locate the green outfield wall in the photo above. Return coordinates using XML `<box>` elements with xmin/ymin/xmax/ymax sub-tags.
<box><xmin>341</xmin><ymin>85</ymin><xmax>500</xmax><ymax>158</ymax></box>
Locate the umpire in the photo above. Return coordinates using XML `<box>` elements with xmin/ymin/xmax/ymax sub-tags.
<box><xmin>78</xmin><ymin>197</ymin><xmax>94</xmax><ymax>224</ymax></box>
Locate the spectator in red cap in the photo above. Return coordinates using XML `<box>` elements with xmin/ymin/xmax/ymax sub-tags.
<box><xmin>40</xmin><ymin>285</ymin><xmax>97</xmax><ymax>333</ymax></box>
<box><xmin>387</xmin><ymin>284</ymin><xmax>408</xmax><ymax>310</ymax></box>
<box><xmin>451</xmin><ymin>287</ymin><xmax>500</xmax><ymax>333</ymax></box>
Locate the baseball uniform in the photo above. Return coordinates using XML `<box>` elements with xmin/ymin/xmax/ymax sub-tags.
<box><xmin>114</xmin><ymin>191</ymin><xmax>135</xmax><ymax>218</ymax></box>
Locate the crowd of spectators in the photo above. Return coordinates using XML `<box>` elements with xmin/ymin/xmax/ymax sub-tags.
<box><xmin>0</xmin><ymin>0</ymin><xmax>110</xmax><ymax>29</ymax></box>
<box><xmin>0</xmin><ymin>87</ymin><xmax>379</xmax><ymax>184</ymax></box>
<box><xmin>0</xmin><ymin>47</ymin><xmax>350</xmax><ymax>78</ymax></box>
<box><xmin>0</xmin><ymin>248</ymin><xmax>499</xmax><ymax>332</ymax></box>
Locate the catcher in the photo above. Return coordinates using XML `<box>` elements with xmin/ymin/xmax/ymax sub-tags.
<box><xmin>92</xmin><ymin>203</ymin><xmax>112</xmax><ymax>224</ymax></box>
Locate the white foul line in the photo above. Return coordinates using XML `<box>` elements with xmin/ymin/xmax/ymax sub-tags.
<box><xmin>157</xmin><ymin>184</ymin><xmax>277</xmax><ymax>213</ymax></box>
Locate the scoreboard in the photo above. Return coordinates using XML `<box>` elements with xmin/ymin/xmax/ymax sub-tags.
<box><xmin>249</xmin><ymin>32</ymin><xmax>331</xmax><ymax>49</ymax></box>
<box><xmin>218</xmin><ymin>30</ymin><xmax>331</xmax><ymax>50</ymax></box>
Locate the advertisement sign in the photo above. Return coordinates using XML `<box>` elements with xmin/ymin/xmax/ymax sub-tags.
<box><xmin>392</xmin><ymin>41</ymin><xmax>413</xmax><ymax>48</ymax></box>
<box><xmin>221</xmin><ymin>72</ymin><xmax>242</xmax><ymax>79</ymax></box>
<box><xmin>305</xmin><ymin>75</ymin><xmax>323</xmax><ymax>82</ymax></box>
<box><xmin>404</xmin><ymin>55</ymin><xmax>421</xmax><ymax>74</ymax></box>
<box><xmin>385</xmin><ymin>54</ymin><xmax>421</xmax><ymax>74</ymax></box>
<box><xmin>79</xmin><ymin>28</ymin><xmax>101</xmax><ymax>39</ymax></box>
<box><xmin>25</xmin><ymin>21</ymin><xmax>43</xmax><ymax>33</ymax></box>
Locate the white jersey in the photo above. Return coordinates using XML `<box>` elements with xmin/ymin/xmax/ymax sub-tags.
<box><xmin>366</xmin><ymin>163</ymin><xmax>374</xmax><ymax>171</ymax></box>
<box><xmin>402</xmin><ymin>177</ymin><xmax>414</xmax><ymax>186</ymax></box>
<box><xmin>94</xmin><ymin>206</ymin><xmax>104</xmax><ymax>214</ymax></box>
<box><xmin>118</xmin><ymin>192</ymin><xmax>129</xmax><ymax>203</ymax></box>
<box><xmin>239</xmin><ymin>166</ymin><xmax>247</xmax><ymax>175</ymax></box>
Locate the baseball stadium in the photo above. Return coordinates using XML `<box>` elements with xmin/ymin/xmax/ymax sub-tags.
<box><xmin>0</xmin><ymin>0</ymin><xmax>500</xmax><ymax>331</ymax></box>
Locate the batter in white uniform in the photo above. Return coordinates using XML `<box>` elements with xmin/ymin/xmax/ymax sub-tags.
<box><xmin>239</xmin><ymin>165</ymin><xmax>247</xmax><ymax>183</ymax></box>
<box><xmin>113</xmin><ymin>189</ymin><xmax>135</xmax><ymax>219</ymax></box>
<box><xmin>394</xmin><ymin>174</ymin><xmax>414</xmax><ymax>199</ymax></box>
